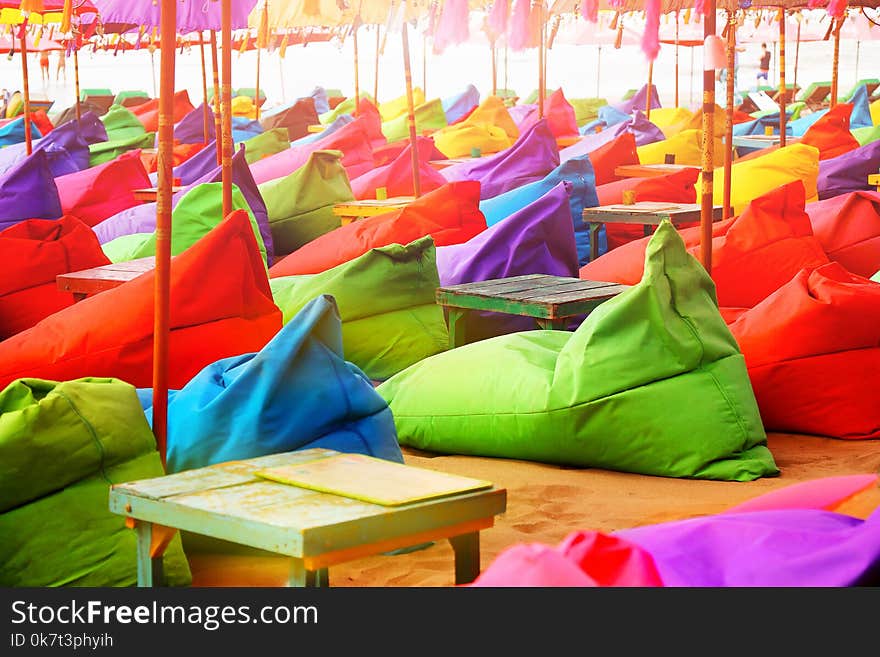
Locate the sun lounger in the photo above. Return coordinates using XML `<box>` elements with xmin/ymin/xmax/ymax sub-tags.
<box><xmin>769</xmin><ymin>84</ymin><xmax>800</xmax><ymax>106</ymax></box>
<box><xmin>80</xmin><ymin>88</ymin><xmax>116</xmax><ymax>114</ymax></box>
<box><xmin>114</xmin><ymin>90</ymin><xmax>150</xmax><ymax>108</ymax></box>
<box><xmin>840</xmin><ymin>78</ymin><xmax>880</xmax><ymax>103</ymax></box>
<box><xmin>797</xmin><ymin>81</ymin><xmax>832</xmax><ymax>110</ymax></box>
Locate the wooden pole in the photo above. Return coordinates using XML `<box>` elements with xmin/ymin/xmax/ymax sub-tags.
<box><xmin>150</xmin><ymin>49</ymin><xmax>158</xmax><ymax>97</ymax></box>
<box><xmin>793</xmin><ymin>19</ymin><xmax>801</xmax><ymax>91</ymax></box>
<box><xmin>538</xmin><ymin>2</ymin><xmax>545</xmax><ymax>119</ymax></box>
<box><xmin>596</xmin><ymin>45</ymin><xmax>601</xmax><ymax>98</ymax></box>
<box><xmin>646</xmin><ymin>60</ymin><xmax>654</xmax><ymax>120</ymax></box>
<box><xmin>723</xmin><ymin>11</ymin><xmax>735</xmax><ymax>221</ymax></box>
<box><xmin>700</xmin><ymin>3</ymin><xmax>716</xmax><ymax>273</ymax></box>
<box><xmin>255</xmin><ymin>1</ymin><xmax>268</xmax><ymax>120</ymax></box>
<box><xmin>19</xmin><ymin>31</ymin><xmax>33</xmax><ymax>155</ymax></box>
<box><xmin>199</xmin><ymin>33</ymin><xmax>210</xmax><ymax>143</ymax></box>
<box><xmin>374</xmin><ymin>25</ymin><xmax>380</xmax><ymax>102</ymax></box>
<box><xmin>422</xmin><ymin>30</ymin><xmax>427</xmax><ymax>95</ymax></box>
<box><xmin>401</xmin><ymin>20</ymin><xmax>421</xmax><ymax>198</ymax></box>
<box><xmin>352</xmin><ymin>22</ymin><xmax>359</xmax><ymax>115</ymax></box>
<box><xmin>210</xmin><ymin>32</ymin><xmax>222</xmax><ymax>165</ymax></box>
<box><xmin>778</xmin><ymin>8</ymin><xmax>786</xmax><ymax>147</ymax></box>
<box><xmin>221</xmin><ymin>0</ymin><xmax>233</xmax><ymax>217</ymax></box>
<box><xmin>255</xmin><ymin>39</ymin><xmax>262</xmax><ymax>121</ymax></box>
<box><xmin>153</xmin><ymin>0</ymin><xmax>178</xmax><ymax>465</ymax></box>
<box><xmin>830</xmin><ymin>17</ymin><xmax>841</xmax><ymax>108</ymax></box>
<box><xmin>491</xmin><ymin>40</ymin><xmax>497</xmax><ymax>96</ymax></box>
<box><xmin>73</xmin><ymin>47</ymin><xmax>81</xmax><ymax>122</ymax></box>
<box><xmin>674</xmin><ymin>12</ymin><xmax>680</xmax><ymax>108</ymax></box>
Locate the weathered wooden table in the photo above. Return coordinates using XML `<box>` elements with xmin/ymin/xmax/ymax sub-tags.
<box><xmin>132</xmin><ymin>186</ymin><xmax>185</xmax><ymax>203</ymax></box>
<box><xmin>56</xmin><ymin>256</ymin><xmax>156</xmax><ymax>301</ymax></box>
<box><xmin>613</xmin><ymin>163</ymin><xmax>700</xmax><ymax>178</ymax></box>
<box><xmin>582</xmin><ymin>202</ymin><xmax>724</xmax><ymax>262</ymax></box>
<box><xmin>331</xmin><ymin>197</ymin><xmax>414</xmax><ymax>225</ymax></box>
<box><xmin>108</xmin><ymin>449</ymin><xmax>507</xmax><ymax>587</ymax></box>
<box><xmin>731</xmin><ymin>134</ymin><xmax>801</xmax><ymax>150</ymax></box>
<box><xmin>868</xmin><ymin>173</ymin><xmax>880</xmax><ymax>192</ymax></box>
<box><xmin>436</xmin><ymin>274</ymin><xmax>630</xmax><ymax>348</ymax></box>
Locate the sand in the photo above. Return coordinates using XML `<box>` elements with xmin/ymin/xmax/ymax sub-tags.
<box><xmin>187</xmin><ymin>432</ymin><xmax>880</xmax><ymax>587</ymax></box>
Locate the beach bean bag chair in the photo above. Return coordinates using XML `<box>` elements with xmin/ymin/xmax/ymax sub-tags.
<box><xmin>441</xmin><ymin>120</ymin><xmax>559</xmax><ymax>200</ymax></box>
<box><xmin>0</xmin><ymin>115</ymin><xmax>41</xmax><ymax>146</ymax></box>
<box><xmin>290</xmin><ymin>115</ymin><xmax>352</xmax><ymax>147</ymax></box>
<box><xmin>433</xmin><ymin>95</ymin><xmax>519</xmax><ymax>158</ymax></box>
<box><xmin>259</xmin><ymin>97</ymin><xmax>319</xmax><ymax>142</ymax></box>
<box><xmin>610</xmin><ymin>84</ymin><xmax>660</xmax><ymax>116</ymax></box>
<box><xmin>442</xmin><ymin>84</ymin><xmax>480</xmax><ymax>124</ymax></box>
<box><xmin>638</xmin><ymin>129</ymin><xmax>724</xmax><ymax>167</ymax></box>
<box><xmin>350</xmin><ymin>137</ymin><xmax>447</xmax><ymax>200</ymax></box>
<box><xmin>806</xmin><ymin>191</ymin><xmax>880</xmax><ymax>278</ymax></box>
<box><xmin>0</xmin><ymin>216</ymin><xmax>110</xmax><ymax>338</ymax></box>
<box><xmin>800</xmin><ymin>103</ymin><xmax>860</xmax><ymax>160</ymax></box>
<box><xmin>541</xmin><ymin>88</ymin><xmax>579</xmax><ymax>138</ymax></box>
<box><xmin>561</xmin><ymin>110</ymin><xmax>664</xmax><ymax>163</ymax></box>
<box><xmin>24</xmin><ymin>110</ymin><xmax>54</xmax><ymax>137</ymax></box>
<box><xmin>852</xmin><ymin>123</ymin><xmax>880</xmax><ymax>147</ymax></box>
<box><xmin>173</xmin><ymin>103</ymin><xmax>215</xmax><ymax>144</ymax></box>
<box><xmin>270</xmin><ymin>239</ymin><xmax>448</xmax><ymax>381</ymax></box>
<box><xmin>381</xmin><ymin>98</ymin><xmax>448</xmax><ymax>143</ymax></box>
<box><xmin>460</xmin><ymin>95</ymin><xmax>520</xmax><ymax>140</ymax></box>
<box><xmin>100</xmin><ymin>104</ymin><xmax>148</xmax><ymax>141</ymax></box>
<box><xmin>595</xmin><ymin>104</ymin><xmax>632</xmax><ymax>130</ymax></box>
<box><xmin>241</xmin><ymin>127</ymin><xmax>289</xmax><ymax>163</ymax></box>
<box><xmin>269</xmin><ymin>181</ymin><xmax>486</xmax><ymax>277</ymax></box>
<box><xmin>308</xmin><ymin>87</ymin><xmax>330</xmax><ymax>115</ymax></box>
<box><xmin>130</xmin><ymin>89</ymin><xmax>194</xmax><ymax>133</ymax></box>
<box><xmin>351</xmin><ymin>97</ymin><xmax>386</xmax><ymax>145</ymax></box>
<box><xmin>0</xmin><ymin>149</ymin><xmax>63</xmax><ymax>230</ymax></box>
<box><xmin>597</xmin><ymin>168</ymin><xmax>699</xmax><ymax>252</ymax></box>
<box><xmin>143</xmin><ymin>295</ymin><xmax>402</xmax><ymax>474</ymax></box>
<box><xmin>581</xmin><ymin>182</ymin><xmax>830</xmax><ymax>309</ymax></box>
<box><xmin>371</xmin><ymin>137</ymin><xmax>445</xmax><ymax>167</ymax></box>
<box><xmin>816</xmin><ymin>139</ymin><xmax>880</xmax><ymax>200</ymax></box>
<box><xmin>380</xmin><ymin>222</ymin><xmax>777</xmax><ymax>481</ymax></box>
<box><xmin>0</xmin><ymin>377</ymin><xmax>191</xmax><ymax>587</ymax></box>
<box><xmin>569</xmin><ymin>98</ymin><xmax>606</xmax><ymax>127</ymax></box>
<box><xmin>139</xmin><ymin>140</ymin><xmax>207</xmax><ymax>174</ymax></box>
<box><xmin>102</xmin><ymin>184</ymin><xmax>264</xmax><ymax>265</ymax></box>
<box><xmin>0</xmin><ymin>211</ymin><xmax>281</xmax><ymax>391</ymax></box>
<box><xmin>55</xmin><ymin>150</ymin><xmax>152</xmax><ymax>227</ymax></box>
<box><xmin>845</xmin><ymin>85</ymin><xmax>874</xmax><ymax>130</ymax></box>
<box><xmin>0</xmin><ymin>112</ymin><xmax>103</xmax><ymax>176</ymax></box>
<box><xmin>259</xmin><ymin>149</ymin><xmax>354</xmax><ymax>255</ymax></box>
<box><xmin>647</xmin><ymin>107</ymin><xmax>693</xmax><ymax>138</ymax></box>
<box><xmin>586</xmin><ymin>132</ymin><xmax>639</xmax><ymax>186</ymax></box>
<box><xmin>379</xmin><ymin>88</ymin><xmax>426</xmax><ymax>122</ymax></box>
<box><xmin>725</xmin><ymin>475</ymin><xmax>880</xmax><ymax>515</ymax></box>
<box><xmin>166</xmin><ymin>137</ymin><xmax>220</xmax><ymax>185</ymax></box>
<box><xmin>317</xmin><ymin>92</ymin><xmax>374</xmax><ymax>125</ymax></box>
<box><xmin>729</xmin><ymin>262</ymin><xmax>880</xmax><ymax>440</ymax></box>
<box><xmin>88</xmin><ymin>132</ymin><xmax>156</xmax><ymax>168</ymax></box>
<box><xmin>230</xmin><ymin>95</ymin><xmax>257</xmax><ymax>119</ymax></box>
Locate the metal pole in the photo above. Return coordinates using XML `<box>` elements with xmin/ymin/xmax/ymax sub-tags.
<box><xmin>221</xmin><ymin>0</ymin><xmax>233</xmax><ymax>217</ymax></box>
<box><xmin>778</xmin><ymin>8</ymin><xmax>786</xmax><ymax>146</ymax></box>
<box><xmin>210</xmin><ymin>32</ymin><xmax>222</xmax><ymax>165</ymax></box>
<box><xmin>401</xmin><ymin>20</ymin><xmax>421</xmax><ymax>197</ymax></box>
<box><xmin>700</xmin><ymin>3</ymin><xmax>717</xmax><ymax>273</ymax></box>
<box><xmin>723</xmin><ymin>11</ymin><xmax>735</xmax><ymax>221</ymax></box>
<box><xmin>675</xmin><ymin>11</ymin><xmax>680</xmax><ymax>108</ymax></box>
<box><xmin>153</xmin><ymin>0</ymin><xmax>178</xmax><ymax>465</ymax></box>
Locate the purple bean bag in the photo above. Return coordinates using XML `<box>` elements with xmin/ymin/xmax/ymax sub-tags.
<box><xmin>0</xmin><ymin>112</ymin><xmax>105</xmax><ymax>176</ymax></box>
<box><xmin>562</xmin><ymin>110</ymin><xmax>665</xmax><ymax>162</ymax></box>
<box><xmin>0</xmin><ymin>150</ymin><xmax>63</xmax><ymax>230</ymax></box>
<box><xmin>610</xmin><ymin>84</ymin><xmax>661</xmax><ymax>115</ymax></box>
<box><xmin>817</xmin><ymin>139</ymin><xmax>880</xmax><ymax>200</ymax></box>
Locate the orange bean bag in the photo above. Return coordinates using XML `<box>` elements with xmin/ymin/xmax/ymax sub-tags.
<box><xmin>54</xmin><ymin>151</ymin><xmax>152</xmax><ymax>227</ymax></box>
<box><xmin>587</xmin><ymin>132</ymin><xmax>639</xmax><ymax>186</ymax></box>
<box><xmin>596</xmin><ymin>168</ymin><xmax>699</xmax><ymax>251</ymax></box>
<box><xmin>729</xmin><ymin>262</ymin><xmax>880</xmax><ymax>439</ymax></box>
<box><xmin>0</xmin><ymin>216</ymin><xmax>110</xmax><ymax>338</ymax></box>
<box><xmin>581</xmin><ymin>182</ymin><xmax>830</xmax><ymax>309</ymax></box>
<box><xmin>544</xmin><ymin>88</ymin><xmax>579</xmax><ymax>138</ymax></box>
<box><xmin>269</xmin><ymin>181</ymin><xmax>486</xmax><ymax>277</ymax></box>
<box><xmin>0</xmin><ymin>211</ymin><xmax>281</xmax><ymax>390</ymax></box>
<box><xmin>800</xmin><ymin>103</ymin><xmax>860</xmax><ymax>161</ymax></box>
<box><xmin>806</xmin><ymin>191</ymin><xmax>880</xmax><ymax>279</ymax></box>
<box><xmin>140</xmin><ymin>141</ymin><xmax>207</xmax><ymax>174</ymax></box>
<box><xmin>130</xmin><ymin>90</ymin><xmax>195</xmax><ymax>133</ymax></box>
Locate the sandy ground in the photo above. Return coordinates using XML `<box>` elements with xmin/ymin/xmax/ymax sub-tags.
<box><xmin>187</xmin><ymin>432</ymin><xmax>880</xmax><ymax>587</ymax></box>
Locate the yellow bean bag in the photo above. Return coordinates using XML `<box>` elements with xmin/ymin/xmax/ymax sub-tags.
<box><xmin>699</xmin><ymin>143</ymin><xmax>820</xmax><ymax>214</ymax></box>
<box><xmin>685</xmin><ymin>104</ymin><xmax>729</xmax><ymax>137</ymax></box>
<box><xmin>433</xmin><ymin>123</ymin><xmax>513</xmax><ymax>159</ymax></box>
<box><xmin>381</xmin><ymin>98</ymin><xmax>448</xmax><ymax>143</ymax></box>
<box><xmin>870</xmin><ymin>98</ymin><xmax>879</xmax><ymax>126</ymax></box>
<box><xmin>5</xmin><ymin>92</ymin><xmax>23</xmax><ymax>119</ymax></box>
<box><xmin>231</xmin><ymin>95</ymin><xmax>257</xmax><ymax>119</ymax></box>
<box><xmin>318</xmin><ymin>92</ymin><xmax>375</xmax><ymax>125</ymax></box>
<box><xmin>637</xmin><ymin>129</ymin><xmax>725</xmax><ymax>167</ymax></box>
<box><xmin>379</xmin><ymin>88</ymin><xmax>426</xmax><ymax>122</ymax></box>
<box><xmin>462</xmin><ymin>96</ymin><xmax>519</xmax><ymax>140</ymax></box>
<box><xmin>648</xmin><ymin>107</ymin><xmax>693</xmax><ymax>138</ymax></box>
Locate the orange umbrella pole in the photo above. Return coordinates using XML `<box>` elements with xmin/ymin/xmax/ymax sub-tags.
<box><xmin>646</xmin><ymin>60</ymin><xmax>654</xmax><ymax>120</ymax></box>
<box><xmin>538</xmin><ymin>4</ymin><xmax>545</xmax><ymax>119</ymax></box>
<box><xmin>422</xmin><ymin>30</ymin><xmax>427</xmax><ymax>95</ymax></box>
<box><xmin>255</xmin><ymin>41</ymin><xmax>262</xmax><ymax>120</ymax></box>
<box><xmin>830</xmin><ymin>17</ymin><xmax>841</xmax><ymax>108</ymax></box>
<box><xmin>700</xmin><ymin>2</ymin><xmax>716</xmax><ymax>274</ymax></box>
<box><xmin>374</xmin><ymin>25</ymin><xmax>380</xmax><ymax>103</ymax></box>
<box><xmin>199</xmin><ymin>32</ymin><xmax>210</xmax><ymax>143</ymax></box>
<box><xmin>793</xmin><ymin>19</ymin><xmax>801</xmax><ymax>91</ymax></box>
<box><xmin>255</xmin><ymin>0</ymin><xmax>268</xmax><ymax>120</ymax></box>
<box><xmin>210</xmin><ymin>31</ymin><xmax>222</xmax><ymax>165</ymax></box>
<box><xmin>221</xmin><ymin>0</ymin><xmax>233</xmax><ymax>217</ymax></box>
<box><xmin>153</xmin><ymin>0</ymin><xmax>178</xmax><ymax>465</ymax></box>
<box><xmin>352</xmin><ymin>22</ymin><xmax>360</xmax><ymax>116</ymax></box>
<box><xmin>19</xmin><ymin>30</ymin><xmax>33</xmax><ymax>156</ymax></box>
<box><xmin>491</xmin><ymin>40</ymin><xmax>497</xmax><ymax>96</ymax></box>
<box><xmin>778</xmin><ymin>8</ymin><xmax>786</xmax><ymax>147</ymax></box>
<box><xmin>401</xmin><ymin>20</ymin><xmax>421</xmax><ymax>198</ymax></box>
<box><xmin>73</xmin><ymin>47</ymin><xmax>81</xmax><ymax>122</ymax></box>
<box><xmin>723</xmin><ymin>10</ymin><xmax>736</xmax><ymax>221</ymax></box>
<box><xmin>674</xmin><ymin>11</ymin><xmax>680</xmax><ymax>108</ymax></box>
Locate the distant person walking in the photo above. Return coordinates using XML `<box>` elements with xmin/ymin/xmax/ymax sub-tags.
<box><xmin>39</xmin><ymin>50</ymin><xmax>50</xmax><ymax>84</ymax></box>
<box><xmin>55</xmin><ymin>51</ymin><xmax>66</xmax><ymax>83</ymax></box>
<box><xmin>757</xmin><ymin>43</ymin><xmax>771</xmax><ymax>85</ymax></box>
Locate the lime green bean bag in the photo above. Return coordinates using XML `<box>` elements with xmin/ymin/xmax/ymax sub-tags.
<box><xmin>270</xmin><ymin>237</ymin><xmax>448</xmax><ymax>381</ymax></box>
<box><xmin>0</xmin><ymin>377</ymin><xmax>191</xmax><ymax>586</ymax></box>
<box><xmin>852</xmin><ymin>124</ymin><xmax>880</xmax><ymax>146</ymax></box>
<box><xmin>100</xmin><ymin>104</ymin><xmax>148</xmax><ymax>141</ymax></box>
<box><xmin>319</xmin><ymin>92</ymin><xmax>374</xmax><ymax>125</ymax></box>
<box><xmin>242</xmin><ymin>127</ymin><xmax>290</xmax><ymax>164</ymax></box>
<box><xmin>379</xmin><ymin>222</ymin><xmax>778</xmax><ymax>481</ymax></box>
<box><xmin>570</xmin><ymin>97</ymin><xmax>608</xmax><ymax>127</ymax></box>
<box><xmin>381</xmin><ymin>98</ymin><xmax>448</xmax><ymax>142</ymax></box>
<box><xmin>258</xmin><ymin>149</ymin><xmax>354</xmax><ymax>255</ymax></box>
<box><xmin>89</xmin><ymin>132</ymin><xmax>155</xmax><ymax>167</ymax></box>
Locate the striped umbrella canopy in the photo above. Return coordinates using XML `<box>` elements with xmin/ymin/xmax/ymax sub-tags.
<box><xmin>91</xmin><ymin>0</ymin><xmax>257</xmax><ymax>33</ymax></box>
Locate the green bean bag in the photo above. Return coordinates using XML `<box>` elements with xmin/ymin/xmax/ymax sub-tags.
<box><xmin>0</xmin><ymin>377</ymin><xmax>191</xmax><ymax>586</ymax></box>
<box><xmin>570</xmin><ymin>97</ymin><xmax>607</xmax><ymax>127</ymax></box>
<box><xmin>319</xmin><ymin>92</ymin><xmax>375</xmax><ymax>125</ymax></box>
<box><xmin>852</xmin><ymin>124</ymin><xmax>880</xmax><ymax>147</ymax></box>
<box><xmin>102</xmin><ymin>183</ymin><xmax>265</xmax><ymax>264</ymax></box>
<box><xmin>89</xmin><ymin>132</ymin><xmax>155</xmax><ymax>167</ymax></box>
<box><xmin>241</xmin><ymin>127</ymin><xmax>290</xmax><ymax>164</ymax></box>
<box><xmin>381</xmin><ymin>98</ymin><xmax>448</xmax><ymax>142</ymax></box>
<box><xmin>270</xmin><ymin>237</ymin><xmax>448</xmax><ymax>381</ymax></box>
<box><xmin>100</xmin><ymin>104</ymin><xmax>148</xmax><ymax>141</ymax></box>
<box><xmin>258</xmin><ymin>149</ymin><xmax>354</xmax><ymax>255</ymax></box>
<box><xmin>379</xmin><ymin>222</ymin><xmax>778</xmax><ymax>481</ymax></box>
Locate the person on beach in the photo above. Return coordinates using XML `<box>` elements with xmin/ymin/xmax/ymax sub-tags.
<box><xmin>39</xmin><ymin>51</ymin><xmax>50</xmax><ymax>84</ymax></box>
<box><xmin>55</xmin><ymin>51</ymin><xmax>66</xmax><ymax>83</ymax></box>
<box><xmin>758</xmin><ymin>43</ymin><xmax>771</xmax><ymax>84</ymax></box>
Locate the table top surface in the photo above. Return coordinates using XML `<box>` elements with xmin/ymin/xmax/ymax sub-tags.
<box><xmin>133</xmin><ymin>186</ymin><xmax>185</xmax><ymax>196</ymax></box>
<box><xmin>438</xmin><ymin>274</ymin><xmax>630</xmax><ymax>308</ymax></box>
<box><xmin>429</xmin><ymin>158</ymin><xmax>474</xmax><ymax>169</ymax></box>
<box><xmin>332</xmin><ymin>197</ymin><xmax>415</xmax><ymax>216</ymax></box>
<box><xmin>57</xmin><ymin>256</ymin><xmax>156</xmax><ymax>293</ymax></box>
<box><xmin>583</xmin><ymin>202</ymin><xmax>723</xmax><ymax>224</ymax></box>
<box><xmin>614</xmin><ymin>163</ymin><xmax>700</xmax><ymax>178</ymax></box>
<box><xmin>108</xmin><ymin>449</ymin><xmax>506</xmax><ymax>559</ymax></box>
<box><xmin>868</xmin><ymin>173</ymin><xmax>880</xmax><ymax>184</ymax></box>
<box><xmin>731</xmin><ymin>134</ymin><xmax>801</xmax><ymax>146</ymax></box>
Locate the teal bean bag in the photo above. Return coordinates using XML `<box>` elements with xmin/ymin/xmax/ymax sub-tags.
<box><xmin>379</xmin><ymin>222</ymin><xmax>778</xmax><ymax>481</ymax></box>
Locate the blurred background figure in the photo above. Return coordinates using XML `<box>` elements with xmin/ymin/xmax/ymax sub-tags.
<box><xmin>757</xmin><ymin>42</ymin><xmax>771</xmax><ymax>86</ymax></box>
<box><xmin>39</xmin><ymin>50</ymin><xmax>50</xmax><ymax>84</ymax></box>
<box><xmin>55</xmin><ymin>50</ymin><xmax>66</xmax><ymax>83</ymax></box>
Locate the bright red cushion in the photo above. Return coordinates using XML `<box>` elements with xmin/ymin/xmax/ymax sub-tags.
<box><xmin>806</xmin><ymin>191</ymin><xmax>880</xmax><ymax>278</ymax></box>
<box><xmin>587</xmin><ymin>132</ymin><xmax>639</xmax><ymax>186</ymax></box>
<box><xmin>140</xmin><ymin>141</ymin><xmax>207</xmax><ymax>174</ymax></box>
<box><xmin>801</xmin><ymin>103</ymin><xmax>860</xmax><ymax>161</ymax></box>
<box><xmin>0</xmin><ymin>211</ymin><xmax>281</xmax><ymax>390</ymax></box>
<box><xmin>544</xmin><ymin>88</ymin><xmax>579</xmax><ymax>138</ymax></box>
<box><xmin>130</xmin><ymin>90</ymin><xmax>195</xmax><ymax>133</ymax></box>
<box><xmin>350</xmin><ymin>137</ymin><xmax>447</xmax><ymax>200</ymax></box>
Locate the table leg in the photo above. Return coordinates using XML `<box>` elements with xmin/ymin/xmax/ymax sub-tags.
<box><xmin>588</xmin><ymin>223</ymin><xmax>600</xmax><ymax>262</ymax></box>
<box><xmin>536</xmin><ymin>317</ymin><xmax>567</xmax><ymax>331</ymax></box>
<box><xmin>449</xmin><ymin>532</ymin><xmax>481</xmax><ymax>585</ymax></box>
<box><xmin>288</xmin><ymin>559</ymin><xmax>328</xmax><ymax>587</ymax></box>
<box><xmin>643</xmin><ymin>224</ymin><xmax>652</xmax><ymax>238</ymax></box>
<box><xmin>135</xmin><ymin>522</ymin><xmax>165</xmax><ymax>587</ymax></box>
<box><xmin>446</xmin><ymin>308</ymin><xmax>468</xmax><ymax>349</ymax></box>
<box><xmin>73</xmin><ymin>292</ymin><xmax>87</xmax><ymax>303</ymax></box>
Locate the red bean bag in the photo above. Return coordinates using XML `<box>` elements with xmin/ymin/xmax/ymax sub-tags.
<box><xmin>259</xmin><ymin>97</ymin><xmax>318</xmax><ymax>142</ymax></box>
<box><xmin>800</xmin><ymin>103</ymin><xmax>860</xmax><ymax>161</ymax></box>
<box><xmin>355</xmin><ymin>97</ymin><xmax>385</xmax><ymax>146</ymax></box>
<box><xmin>806</xmin><ymin>191</ymin><xmax>880</xmax><ymax>279</ymax></box>
<box><xmin>544</xmin><ymin>88</ymin><xmax>579</xmax><ymax>138</ymax></box>
<box><xmin>30</xmin><ymin>109</ymin><xmax>53</xmax><ymax>136</ymax></box>
<box><xmin>0</xmin><ymin>216</ymin><xmax>110</xmax><ymax>338</ymax></box>
<box><xmin>0</xmin><ymin>211</ymin><xmax>281</xmax><ymax>390</ymax></box>
<box><xmin>581</xmin><ymin>182</ymin><xmax>830</xmax><ymax>309</ymax></box>
<box><xmin>372</xmin><ymin>138</ymin><xmax>445</xmax><ymax>167</ymax></box>
<box><xmin>140</xmin><ymin>141</ymin><xmax>208</xmax><ymax>174</ymax></box>
<box><xmin>596</xmin><ymin>168</ymin><xmax>699</xmax><ymax>251</ymax></box>
<box><xmin>350</xmin><ymin>137</ymin><xmax>447</xmax><ymax>200</ymax></box>
<box><xmin>729</xmin><ymin>262</ymin><xmax>880</xmax><ymax>439</ymax></box>
<box><xmin>269</xmin><ymin>181</ymin><xmax>486</xmax><ymax>277</ymax></box>
<box><xmin>130</xmin><ymin>90</ymin><xmax>195</xmax><ymax>133</ymax></box>
<box><xmin>587</xmin><ymin>132</ymin><xmax>639</xmax><ymax>186</ymax></box>
<box><xmin>54</xmin><ymin>151</ymin><xmax>152</xmax><ymax>227</ymax></box>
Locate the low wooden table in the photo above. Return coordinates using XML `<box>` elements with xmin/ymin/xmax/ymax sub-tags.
<box><xmin>436</xmin><ymin>274</ymin><xmax>630</xmax><ymax>348</ymax></box>
<box><xmin>556</xmin><ymin>136</ymin><xmax>582</xmax><ymax>148</ymax></box>
<box><xmin>332</xmin><ymin>197</ymin><xmax>415</xmax><ymax>225</ymax></box>
<box><xmin>869</xmin><ymin>173</ymin><xmax>880</xmax><ymax>192</ymax></box>
<box><xmin>614</xmin><ymin>163</ymin><xmax>700</xmax><ymax>178</ymax></box>
<box><xmin>307</xmin><ymin>124</ymin><xmax>325</xmax><ymax>133</ymax></box>
<box><xmin>108</xmin><ymin>448</ymin><xmax>507</xmax><ymax>587</ymax></box>
<box><xmin>731</xmin><ymin>134</ymin><xmax>801</xmax><ymax>150</ymax></box>
<box><xmin>582</xmin><ymin>202</ymin><xmax>724</xmax><ymax>262</ymax></box>
<box><xmin>56</xmin><ymin>256</ymin><xmax>156</xmax><ymax>301</ymax></box>
<box><xmin>132</xmin><ymin>186</ymin><xmax>185</xmax><ymax>203</ymax></box>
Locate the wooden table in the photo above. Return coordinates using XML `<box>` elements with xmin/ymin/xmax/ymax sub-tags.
<box><xmin>56</xmin><ymin>256</ymin><xmax>156</xmax><ymax>301</ymax></box>
<box><xmin>869</xmin><ymin>173</ymin><xmax>880</xmax><ymax>192</ymax></box>
<box><xmin>582</xmin><ymin>202</ymin><xmax>724</xmax><ymax>263</ymax></box>
<box><xmin>332</xmin><ymin>197</ymin><xmax>415</xmax><ymax>225</ymax></box>
<box><xmin>307</xmin><ymin>124</ymin><xmax>325</xmax><ymax>133</ymax></box>
<box><xmin>556</xmin><ymin>136</ymin><xmax>582</xmax><ymax>148</ymax></box>
<box><xmin>731</xmin><ymin>134</ymin><xmax>801</xmax><ymax>150</ymax></box>
<box><xmin>436</xmin><ymin>274</ymin><xmax>630</xmax><ymax>348</ymax></box>
<box><xmin>108</xmin><ymin>448</ymin><xmax>507</xmax><ymax>587</ymax></box>
<box><xmin>429</xmin><ymin>158</ymin><xmax>474</xmax><ymax>169</ymax></box>
<box><xmin>132</xmin><ymin>186</ymin><xmax>185</xmax><ymax>203</ymax></box>
<box><xmin>614</xmin><ymin>163</ymin><xmax>700</xmax><ymax>178</ymax></box>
